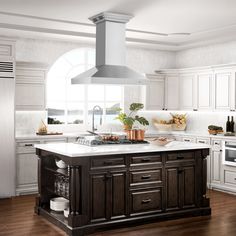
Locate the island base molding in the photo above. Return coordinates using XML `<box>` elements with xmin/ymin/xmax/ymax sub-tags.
<box><xmin>35</xmin><ymin>148</ymin><xmax>211</xmax><ymax>236</ymax></box>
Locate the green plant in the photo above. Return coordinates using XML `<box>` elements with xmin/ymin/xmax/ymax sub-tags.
<box><xmin>115</xmin><ymin>103</ymin><xmax>149</xmax><ymax>129</ymax></box>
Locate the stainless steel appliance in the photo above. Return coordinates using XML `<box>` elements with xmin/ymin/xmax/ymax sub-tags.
<box><xmin>222</xmin><ymin>141</ymin><xmax>236</xmax><ymax>166</ymax></box>
<box><xmin>0</xmin><ymin>62</ymin><xmax>15</xmax><ymax>198</ymax></box>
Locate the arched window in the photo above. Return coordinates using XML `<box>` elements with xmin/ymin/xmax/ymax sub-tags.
<box><xmin>47</xmin><ymin>48</ymin><xmax>124</xmax><ymax>127</ymax></box>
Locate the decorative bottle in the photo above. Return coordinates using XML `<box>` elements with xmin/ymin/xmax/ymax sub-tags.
<box><xmin>230</xmin><ymin>116</ymin><xmax>235</xmax><ymax>133</ymax></box>
<box><xmin>226</xmin><ymin>116</ymin><xmax>231</xmax><ymax>132</ymax></box>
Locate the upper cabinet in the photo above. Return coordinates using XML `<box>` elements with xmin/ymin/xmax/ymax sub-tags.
<box><xmin>15</xmin><ymin>62</ymin><xmax>48</xmax><ymax>111</ymax></box>
<box><xmin>155</xmin><ymin>64</ymin><xmax>236</xmax><ymax>112</ymax></box>
<box><xmin>164</xmin><ymin>74</ymin><xmax>179</xmax><ymax>110</ymax></box>
<box><xmin>143</xmin><ymin>74</ymin><xmax>165</xmax><ymax>110</ymax></box>
<box><xmin>179</xmin><ymin>73</ymin><xmax>196</xmax><ymax>110</ymax></box>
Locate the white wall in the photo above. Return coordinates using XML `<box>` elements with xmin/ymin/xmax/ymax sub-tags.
<box><xmin>176</xmin><ymin>40</ymin><xmax>236</xmax><ymax>68</ymax></box>
<box><xmin>15</xmin><ymin>38</ymin><xmax>176</xmax><ymax>72</ymax></box>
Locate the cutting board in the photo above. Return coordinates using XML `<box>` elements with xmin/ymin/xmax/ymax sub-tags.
<box><xmin>36</xmin><ymin>132</ymin><xmax>63</xmax><ymax>135</ymax></box>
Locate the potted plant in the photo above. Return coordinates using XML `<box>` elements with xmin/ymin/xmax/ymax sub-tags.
<box><xmin>116</xmin><ymin>103</ymin><xmax>149</xmax><ymax>140</ymax></box>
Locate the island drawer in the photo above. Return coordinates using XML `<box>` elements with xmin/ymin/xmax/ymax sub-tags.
<box><xmin>90</xmin><ymin>156</ymin><xmax>126</xmax><ymax>169</ymax></box>
<box><xmin>130</xmin><ymin>169</ymin><xmax>162</xmax><ymax>186</ymax></box>
<box><xmin>130</xmin><ymin>188</ymin><xmax>162</xmax><ymax>214</ymax></box>
<box><xmin>130</xmin><ymin>154</ymin><xmax>162</xmax><ymax>166</ymax></box>
<box><xmin>166</xmin><ymin>152</ymin><xmax>194</xmax><ymax>163</ymax></box>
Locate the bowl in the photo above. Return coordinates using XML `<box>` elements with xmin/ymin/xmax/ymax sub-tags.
<box><xmin>153</xmin><ymin>123</ymin><xmax>172</xmax><ymax>131</ymax></box>
<box><xmin>172</xmin><ymin>123</ymin><xmax>187</xmax><ymax>131</ymax></box>
<box><xmin>50</xmin><ymin>197</ymin><xmax>69</xmax><ymax>212</ymax></box>
<box><xmin>55</xmin><ymin>159</ymin><xmax>68</xmax><ymax>169</ymax></box>
<box><xmin>149</xmin><ymin>138</ymin><xmax>173</xmax><ymax>146</ymax></box>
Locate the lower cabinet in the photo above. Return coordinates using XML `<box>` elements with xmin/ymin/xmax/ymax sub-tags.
<box><xmin>90</xmin><ymin>170</ymin><xmax>127</xmax><ymax>222</ymax></box>
<box><xmin>166</xmin><ymin>165</ymin><xmax>195</xmax><ymax>211</ymax></box>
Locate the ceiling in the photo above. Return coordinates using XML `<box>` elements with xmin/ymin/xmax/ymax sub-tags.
<box><xmin>0</xmin><ymin>0</ymin><xmax>236</xmax><ymax>50</ymax></box>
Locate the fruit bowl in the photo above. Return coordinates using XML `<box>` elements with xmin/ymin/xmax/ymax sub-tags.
<box><xmin>172</xmin><ymin>123</ymin><xmax>187</xmax><ymax>131</ymax></box>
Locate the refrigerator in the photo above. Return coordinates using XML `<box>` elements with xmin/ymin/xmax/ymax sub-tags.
<box><xmin>0</xmin><ymin>66</ymin><xmax>15</xmax><ymax>198</ymax></box>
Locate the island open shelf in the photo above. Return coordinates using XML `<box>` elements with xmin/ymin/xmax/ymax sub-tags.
<box><xmin>35</xmin><ymin>142</ymin><xmax>211</xmax><ymax>236</ymax></box>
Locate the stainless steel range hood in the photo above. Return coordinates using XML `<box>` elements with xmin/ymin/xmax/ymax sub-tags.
<box><xmin>71</xmin><ymin>12</ymin><xmax>148</xmax><ymax>85</ymax></box>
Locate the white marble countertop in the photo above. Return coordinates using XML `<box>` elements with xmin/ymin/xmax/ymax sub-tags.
<box><xmin>34</xmin><ymin>141</ymin><xmax>210</xmax><ymax>158</ymax></box>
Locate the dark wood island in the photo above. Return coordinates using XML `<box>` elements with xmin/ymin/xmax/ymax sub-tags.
<box><xmin>35</xmin><ymin>142</ymin><xmax>211</xmax><ymax>236</ymax></box>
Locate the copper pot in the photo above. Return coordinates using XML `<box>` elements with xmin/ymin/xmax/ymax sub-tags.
<box><xmin>127</xmin><ymin>129</ymin><xmax>145</xmax><ymax>141</ymax></box>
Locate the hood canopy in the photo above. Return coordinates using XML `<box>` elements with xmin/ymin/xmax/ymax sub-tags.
<box><xmin>71</xmin><ymin>12</ymin><xmax>148</xmax><ymax>85</ymax></box>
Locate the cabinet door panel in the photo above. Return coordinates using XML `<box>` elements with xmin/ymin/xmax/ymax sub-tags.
<box><xmin>166</xmin><ymin>168</ymin><xmax>180</xmax><ymax>210</ymax></box>
<box><xmin>179</xmin><ymin>75</ymin><xmax>195</xmax><ymax>110</ymax></box>
<box><xmin>182</xmin><ymin>166</ymin><xmax>195</xmax><ymax>208</ymax></box>
<box><xmin>214</xmin><ymin>72</ymin><xmax>231</xmax><ymax>110</ymax></box>
<box><xmin>211</xmin><ymin>151</ymin><xmax>221</xmax><ymax>183</ymax></box>
<box><xmin>90</xmin><ymin>174</ymin><xmax>107</xmax><ymax>221</ymax></box>
<box><xmin>197</xmin><ymin>74</ymin><xmax>212</xmax><ymax>110</ymax></box>
<box><xmin>111</xmin><ymin>172</ymin><xmax>126</xmax><ymax>218</ymax></box>
<box><xmin>165</xmin><ymin>76</ymin><xmax>179</xmax><ymax>110</ymax></box>
<box><xmin>17</xmin><ymin>153</ymin><xmax>38</xmax><ymax>185</ymax></box>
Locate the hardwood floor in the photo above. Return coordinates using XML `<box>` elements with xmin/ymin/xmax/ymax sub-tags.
<box><xmin>0</xmin><ymin>190</ymin><xmax>236</xmax><ymax>236</ymax></box>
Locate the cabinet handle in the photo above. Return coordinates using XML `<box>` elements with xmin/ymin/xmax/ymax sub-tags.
<box><xmin>220</xmin><ymin>149</ymin><xmax>222</xmax><ymax>152</ymax></box>
<box><xmin>177</xmin><ymin>156</ymin><xmax>184</xmax><ymax>160</ymax></box>
<box><xmin>141</xmin><ymin>175</ymin><xmax>151</xmax><ymax>180</ymax></box>
<box><xmin>230</xmin><ymin>110</ymin><xmax>235</xmax><ymax>112</ymax></box>
<box><xmin>198</xmin><ymin>141</ymin><xmax>205</xmax><ymax>144</ymax></box>
<box><xmin>25</xmin><ymin>144</ymin><xmax>33</xmax><ymax>147</ymax></box>
<box><xmin>193</xmin><ymin>109</ymin><xmax>198</xmax><ymax>111</ymax></box>
<box><xmin>165</xmin><ymin>109</ymin><xmax>168</xmax><ymax>111</ymax></box>
<box><xmin>141</xmin><ymin>158</ymin><xmax>151</xmax><ymax>162</ymax></box>
<box><xmin>142</xmin><ymin>199</ymin><xmax>151</xmax><ymax>204</ymax></box>
<box><xmin>184</xmin><ymin>139</ymin><xmax>190</xmax><ymax>142</ymax></box>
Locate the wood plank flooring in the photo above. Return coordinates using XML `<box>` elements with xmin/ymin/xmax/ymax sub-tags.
<box><xmin>0</xmin><ymin>190</ymin><xmax>236</xmax><ymax>236</ymax></box>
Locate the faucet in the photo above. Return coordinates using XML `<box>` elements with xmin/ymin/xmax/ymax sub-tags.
<box><xmin>92</xmin><ymin>105</ymin><xmax>103</xmax><ymax>132</ymax></box>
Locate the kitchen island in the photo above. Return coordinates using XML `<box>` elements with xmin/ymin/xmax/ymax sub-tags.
<box><xmin>35</xmin><ymin>141</ymin><xmax>211</xmax><ymax>236</ymax></box>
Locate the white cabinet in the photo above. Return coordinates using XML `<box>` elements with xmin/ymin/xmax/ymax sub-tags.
<box><xmin>0</xmin><ymin>38</ymin><xmax>15</xmax><ymax>60</ymax></box>
<box><xmin>16</xmin><ymin>137</ymin><xmax>67</xmax><ymax>195</ymax></box>
<box><xmin>213</xmin><ymin>70</ymin><xmax>232</xmax><ymax>111</ymax></box>
<box><xmin>164</xmin><ymin>75</ymin><xmax>179</xmax><ymax>110</ymax></box>
<box><xmin>144</xmin><ymin>74</ymin><xmax>165</xmax><ymax>110</ymax></box>
<box><xmin>196</xmin><ymin>72</ymin><xmax>213</xmax><ymax>110</ymax></box>
<box><xmin>15</xmin><ymin>62</ymin><xmax>47</xmax><ymax>111</ymax></box>
<box><xmin>179</xmin><ymin>74</ymin><xmax>196</xmax><ymax>110</ymax></box>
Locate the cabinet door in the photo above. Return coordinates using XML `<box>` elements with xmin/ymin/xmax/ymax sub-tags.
<box><xmin>179</xmin><ymin>74</ymin><xmax>196</xmax><ymax>110</ymax></box>
<box><xmin>165</xmin><ymin>75</ymin><xmax>179</xmax><ymax>110</ymax></box>
<box><xmin>16</xmin><ymin>153</ymin><xmax>38</xmax><ymax>186</ymax></box>
<box><xmin>197</xmin><ymin>73</ymin><xmax>212</xmax><ymax>110</ymax></box>
<box><xmin>166</xmin><ymin>167</ymin><xmax>180</xmax><ymax>210</ymax></box>
<box><xmin>145</xmin><ymin>75</ymin><xmax>165</xmax><ymax>110</ymax></box>
<box><xmin>214</xmin><ymin>71</ymin><xmax>231</xmax><ymax>110</ymax></box>
<box><xmin>90</xmin><ymin>173</ymin><xmax>107</xmax><ymax>222</ymax></box>
<box><xmin>211</xmin><ymin>151</ymin><xmax>221</xmax><ymax>184</ymax></box>
<box><xmin>110</xmin><ymin>172</ymin><xmax>127</xmax><ymax>219</ymax></box>
<box><xmin>181</xmin><ymin>166</ymin><xmax>195</xmax><ymax>208</ymax></box>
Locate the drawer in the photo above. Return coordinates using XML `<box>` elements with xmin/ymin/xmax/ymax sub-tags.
<box><xmin>196</xmin><ymin>138</ymin><xmax>210</xmax><ymax>144</ymax></box>
<box><xmin>16</xmin><ymin>141</ymin><xmax>40</xmax><ymax>154</ymax></box>
<box><xmin>91</xmin><ymin>157</ymin><xmax>125</xmax><ymax>169</ymax></box>
<box><xmin>166</xmin><ymin>152</ymin><xmax>194</xmax><ymax>162</ymax></box>
<box><xmin>130</xmin><ymin>188</ymin><xmax>162</xmax><ymax>214</ymax></box>
<box><xmin>224</xmin><ymin>170</ymin><xmax>236</xmax><ymax>185</ymax></box>
<box><xmin>130</xmin><ymin>169</ymin><xmax>162</xmax><ymax>186</ymax></box>
<box><xmin>43</xmin><ymin>138</ymin><xmax>66</xmax><ymax>143</ymax></box>
<box><xmin>130</xmin><ymin>155</ymin><xmax>162</xmax><ymax>166</ymax></box>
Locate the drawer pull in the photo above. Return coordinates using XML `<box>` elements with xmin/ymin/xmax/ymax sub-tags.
<box><xmin>198</xmin><ymin>141</ymin><xmax>205</xmax><ymax>144</ymax></box>
<box><xmin>177</xmin><ymin>156</ymin><xmax>184</xmax><ymax>160</ymax></box>
<box><xmin>184</xmin><ymin>139</ymin><xmax>190</xmax><ymax>142</ymax></box>
<box><xmin>142</xmin><ymin>199</ymin><xmax>152</xmax><ymax>204</ymax></box>
<box><xmin>103</xmin><ymin>161</ymin><xmax>113</xmax><ymax>165</ymax></box>
<box><xmin>141</xmin><ymin>175</ymin><xmax>151</xmax><ymax>180</ymax></box>
<box><xmin>25</xmin><ymin>144</ymin><xmax>33</xmax><ymax>147</ymax></box>
<box><xmin>141</xmin><ymin>158</ymin><xmax>150</xmax><ymax>162</ymax></box>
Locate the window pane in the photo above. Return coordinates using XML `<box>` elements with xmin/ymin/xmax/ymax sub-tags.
<box><xmin>47</xmin><ymin>102</ymin><xmax>66</xmax><ymax>124</ymax></box>
<box><xmin>88</xmin><ymin>85</ymin><xmax>104</xmax><ymax>101</ymax></box>
<box><xmin>47</xmin><ymin>76</ymin><xmax>66</xmax><ymax>102</ymax></box>
<box><xmin>67</xmin><ymin>65</ymin><xmax>86</xmax><ymax>79</ymax></box>
<box><xmin>105</xmin><ymin>85</ymin><xmax>123</xmax><ymax>101</ymax></box>
<box><xmin>67</xmin><ymin>84</ymin><xmax>85</xmax><ymax>102</ymax></box>
<box><xmin>105</xmin><ymin>102</ymin><xmax>121</xmax><ymax>124</ymax></box>
<box><xmin>67</xmin><ymin>102</ymin><xmax>84</xmax><ymax>124</ymax></box>
<box><xmin>87</xmin><ymin>49</ymin><xmax>95</xmax><ymax>65</ymax></box>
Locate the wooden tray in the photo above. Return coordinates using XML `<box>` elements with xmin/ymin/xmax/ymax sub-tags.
<box><xmin>36</xmin><ymin>132</ymin><xmax>63</xmax><ymax>135</ymax></box>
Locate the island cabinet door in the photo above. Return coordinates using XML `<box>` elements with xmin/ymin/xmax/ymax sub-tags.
<box><xmin>90</xmin><ymin>170</ymin><xmax>127</xmax><ymax>222</ymax></box>
<box><xmin>165</xmin><ymin>166</ymin><xmax>196</xmax><ymax>211</ymax></box>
